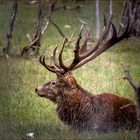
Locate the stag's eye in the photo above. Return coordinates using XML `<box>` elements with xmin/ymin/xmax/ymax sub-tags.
<box><xmin>51</xmin><ymin>81</ymin><xmax>56</xmax><ymax>86</ymax></box>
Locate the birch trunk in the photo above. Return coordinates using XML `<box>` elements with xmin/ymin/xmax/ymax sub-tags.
<box><xmin>109</xmin><ymin>0</ymin><xmax>113</xmax><ymax>17</ymax></box>
<box><xmin>96</xmin><ymin>0</ymin><xmax>100</xmax><ymax>39</ymax></box>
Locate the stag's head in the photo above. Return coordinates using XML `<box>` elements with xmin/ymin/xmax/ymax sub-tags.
<box><xmin>35</xmin><ymin>16</ymin><xmax>130</xmax><ymax>102</ymax></box>
<box><xmin>35</xmin><ymin>72</ymin><xmax>78</xmax><ymax>102</ymax></box>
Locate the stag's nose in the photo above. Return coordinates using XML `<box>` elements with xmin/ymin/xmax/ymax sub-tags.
<box><xmin>35</xmin><ymin>88</ymin><xmax>38</xmax><ymax>92</ymax></box>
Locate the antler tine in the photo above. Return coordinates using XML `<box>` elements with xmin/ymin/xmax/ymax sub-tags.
<box><xmin>75</xmin><ymin>25</ymin><xmax>82</xmax><ymax>51</ymax></box>
<box><xmin>39</xmin><ymin>55</ymin><xmax>55</xmax><ymax>73</ymax></box>
<box><xmin>99</xmin><ymin>15</ymin><xmax>113</xmax><ymax>41</ymax></box>
<box><xmin>103</xmin><ymin>14</ymin><xmax>107</xmax><ymax>28</ymax></box>
<box><xmin>79</xmin><ymin>29</ymin><xmax>90</xmax><ymax>54</ymax></box>
<box><xmin>39</xmin><ymin>55</ymin><xmax>64</xmax><ymax>74</ymax></box>
<box><xmin>110</xmin><ymin>21</ymin><xmax>117</xmax><ymax>39</ymax></box>
<box><xmin>57</xmin><ymin>25</ymin><xmax>84</xmax><ymax>73</ymax></box>
<box><xmin>58</xmin><ymin>38</ymin><xmax>69</xmax><ymax>70</ymax></box>
<box><xmin>52</xmin><ymin>47</ymin><xmax>61</xmax><ymax>69</ymax></box>
<box><xmin>118</xmin><ymin>22</ymin><xmax>130</xmax><ymax>39</ymax></box>
<box><xmin>63</xmin><ymin>24</ymin><xmax>84</xmax><ymax>71</ymax></box>
<box><xmin>98</xmin><ymin>20</ymin><xmax>118</xmax><ymax>49</ymax></box>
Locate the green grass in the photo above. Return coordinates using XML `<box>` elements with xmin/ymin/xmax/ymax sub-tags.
<box><xmin>0</xmin><ymin>1</ymin><xmax>140</xmax><ymax>140</ymax></box>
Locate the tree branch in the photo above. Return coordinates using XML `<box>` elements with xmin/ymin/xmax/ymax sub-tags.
<box><xmin>3</xmin><ymin>0</ymin><xmax>18</xmax><ymax>57</ymax></box>
<box><xmin>47</xmin><ymin>0</ymin><xmax>67</xmax><ymax>39</ymax></box>
<box><xmin>50</xmin><ymin>19</ymin><xmax>66</xmax><ymax>39</ymax></box>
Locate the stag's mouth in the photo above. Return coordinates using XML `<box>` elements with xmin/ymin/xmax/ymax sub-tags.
<box><xmin>35</xmin><ymin>88</ymin><xmax>44</xmax><ymax>97</ymax></box>
<box><xmin>38</xmin><ymin>94</ymin><xmax>45</xmax><ymax>97</ymax></box>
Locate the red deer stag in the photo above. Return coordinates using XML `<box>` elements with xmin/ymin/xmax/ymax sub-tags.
<box><xmin>35</xmin><ymin>17</ymin><xmax>136</xmax><ymax>132</ymax></box>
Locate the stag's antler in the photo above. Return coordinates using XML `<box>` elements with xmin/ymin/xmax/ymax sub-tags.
<box><xmin>40</xmin><ymin>16</ymin><xmax>131</xmax><ymax>75</ymax></box>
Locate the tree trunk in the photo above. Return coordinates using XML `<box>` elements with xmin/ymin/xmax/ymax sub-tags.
<box><xmin>96</xmin><ymin>0</ymin><xmax>100</xmax><ymax>39</ymax></box>
<box><xmin>109</xmin><ymin>0</ymin><xmax>113</xmax><ymax>17</ymax></box>
<box><xmin>120</xmin><ymin>0</ymin><xmax>140</xmax><ymax>37</ymax></box>
<box><xmin>3</xmin><ymin>0</ymin><xmax>18</xmax><ymax>57</ymax></box>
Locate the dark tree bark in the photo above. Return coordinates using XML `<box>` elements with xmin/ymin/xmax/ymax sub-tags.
<box><xmin>120</xmin><ymin>0</ymin><xmax>140</xmax><ymax>37</ymax></box>
<box><xmin>122</xmin><ymin>64</ymin><xmax>140</xmax><ymax>140</ymax></box>
<box><xmin>21</xmin><ymin>0</ymin><xmax>45</xmax><ymax>57</ymax></box>
<box><xmin>3</xmin><ymin>0</ymin><xmax>18</xmax><ymax>57</ymax></box>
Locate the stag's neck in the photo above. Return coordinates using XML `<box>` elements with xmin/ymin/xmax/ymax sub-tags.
<box><xmin>78</xmin><ymin>85</ymin><xmax>94</xmax><ymax>95</ymax></box>
<box><xmin>56</xmin><ymin>83</ymin><xmax>94</xmax><ymax>106</ymax></box>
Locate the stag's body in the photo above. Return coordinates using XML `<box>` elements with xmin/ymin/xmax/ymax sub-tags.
<box><xmin>36</xmin><ymin>74</ymin><xmax>136</xmax><ymax>132</ymax></box>
<box><xmin>35</xmin><ymin>17</ymin><xmax>136</xmax><ymax>132</ymax></box>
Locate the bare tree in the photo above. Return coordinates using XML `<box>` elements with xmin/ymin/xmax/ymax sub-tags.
<box><xmin>122</xmin><ymin>64</ymin><xmax>140</xmax><ymax>140</ymax></box>
<box><xmin>120</xmin><ymin>0</ymin><xmax>140</xmax><ymax>37</ymax></box>
<box><xmin>21</xmin><ymin>0</ymin><xmax>67</xmax><ymax>57</ymax></box>
<box><xmin>3</xmin><ymin>0</ymin><xmax>18</xmax><ymax>58</ymax></box>
<box><xmin>21</xmin><ymin>0</ymin><xmax>45</xmax><ymax>57</ymax></box>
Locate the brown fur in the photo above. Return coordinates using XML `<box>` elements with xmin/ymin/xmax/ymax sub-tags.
<box><xmin>35</xmin><ymin>74</ymin><xmax>136</xmax><ymax>132</ymax></box>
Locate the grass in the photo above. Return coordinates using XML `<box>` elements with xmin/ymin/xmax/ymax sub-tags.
<box><xmin>0</xmin><ymin>1</ymin><xmax>140</xmax><ymax>140</ymax></box>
